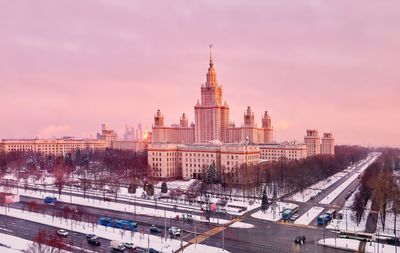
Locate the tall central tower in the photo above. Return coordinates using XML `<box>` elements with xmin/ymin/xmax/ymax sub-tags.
<box><xmin>194</xmin><ymin>46</ymin><xmax>230</xmax><ymax>143</ymax></box>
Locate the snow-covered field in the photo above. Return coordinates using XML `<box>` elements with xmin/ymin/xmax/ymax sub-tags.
<box><xmin>377</xmin><ymin>211</ymin><xmax>400</xmax><ymax>237</ymax></box>
<box><xmin>0</xmin><ymin>232</ymin><xmax>33</xmax><ymax>253</ymax></box>
<box><xmin>365</xmin><ymin>242</ymin><xmax>399</xmax><ymax>253</ymax></box>
<box><xmin>251</xmin><ymin>202</ymin><xmax>298</xmax><ymax>222</ymax></box>
<box><xmin>326</xmin><ymin>188</ymin><xmax>372</xmax><ymax>232</ymax></box>
<box><xmin>318</xmin><ymin>238</ymin><xmax>360</xmax><ymax>252</ymax></box>
<box><xmin>319</xmin><ymin>154</ymin><xmax>379</xmax><ymax>205</ymax></box>
<box><xmin>287</xmin><ymin>171</ymin><xmax>348</xmax><ymax>203</ymax></box>
<box><xmin>0</xmin><ymin>185</ymin><xmax>231</xmax><ymax>225</ymax></box>
<box><xmin>294</xmin><ymin>206</ymin><xmax>324</xmax><ymax>225</ymax></box>
<box><xmin>0</xmin><ymin>206</ymin><xmax>228</xmax><ymax>253</ymax></box>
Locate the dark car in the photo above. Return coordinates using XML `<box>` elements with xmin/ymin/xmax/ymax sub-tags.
<box><xmin>86</xmin><ymin>234</ymin><xmax>97</xmax><ymax>239</ymax></box>
<box><xmin>387</xmin><ymin>237</ymin><xmax>400</xmax><ymax>245</ymax></box>
<box><xmin>150</xmin><ymin>225</ymin><xmax>161</xmax><ymax>233</ymax></box>
<box><xmin>87</xmin><ymin>237</ymin><xmax>101</xmax><ymax>246</ymax></box>
<box><xmin>149</xmin><ymin>249</ymin><xmax>159</xmax><ymax>253</ymax></box>
<box><xmin>294</xmin><ymin>236</ymin><xmax>306</xmax><ymax>244</ymax></box>
<box><xmin>132</xmin><ymin>247</ymin><xmax>147</xmax><ymax>253</ymax></box>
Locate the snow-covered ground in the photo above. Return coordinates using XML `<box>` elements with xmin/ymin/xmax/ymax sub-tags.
<box><xmin>0</xmin><ymin>232</ymin><xmax>32</xmax><ymax>253</ymax></box>
<box><xmin>0</xmin><ymin>206</ymin><xmax>227</xmax><ymax>253</ymax></box>
<box><xmin>376</xmin><ymin>211</ymin><xmax>400</xmax><ymax>237</ymax></box>
<box><xmin>251</xmin><ymin>202</ymin><xmax>298</xmax><ymax>222</ymax></box>
<box><xmin>294</xmin><ymin>206</ymin><xmax>324</xmax><ymax>225</ymax></box>
<box><xmin>317</xmin><ymin>238</ymin><xmax>360</xmax><ymax>252</ymax></box>
<box><xmin>287</xmin><ymin>171</ymin><xmax>349</xmax><ymax>203</ymax></box>
<box><xmin>3</xmin><ymin>178</ymin><xmax>260</xmax><ymax>217</ymax></box>
<box><xmin>365</xmin><ymin>242</ymin><xmax>399</xmax><ymax>253</ymax></box>
<box><xmin>319</xmin><ymin>153</ymin><xmax>379</xmax><ymax>205</ymax></box>
<box><xmin>326</xmin><ymin>188</ymin><xmax>372</xmax><ymax>232</ymax></box>
<box><xmin>228</xmin><ymin>222</ymin><xmax>254</xmax><ymax>229</ymax></box>
<box><xmin>0</xmin><ymin>185</ymin><xmax>231</xmax><ymax>225</ymax></box>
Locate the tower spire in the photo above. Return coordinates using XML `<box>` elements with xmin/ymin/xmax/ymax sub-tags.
<box><xmin>209</xmin><ymin>44</ymin><xmax>213</xmax><ymax>67</ymax></box>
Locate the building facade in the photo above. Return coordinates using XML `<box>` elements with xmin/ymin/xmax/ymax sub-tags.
<box><xmin>321</xmin><ymin>132</ymin><xmax>335</xmax><ymax>155</ymax></box>
<box><xmin>0</xmin><ymin>138</ymin><xmax>107</xmax><ymax>156</ymax></box>
<box><xmin>259</xmin><ymin>141</ymin><xmax>307</xmax><ymax>162</ymax></box>
<box><xmin>97</xmin><ymin>123</ymin><xmax>118</xmax><ymax>148</ymax></box>
<box><xmin>151</xmin><ymin>49</ymin><xmax>274</xmax><ymax>145</ymax></box>
<box><xmin>304</xmin><ymin>129</ymin><xmax>321</xmax><ymax>157</ymax></box>
<box><xmin>147</xmin><ymin>141</ymin><xmax>259</xmax><ymax>180</ymax></box>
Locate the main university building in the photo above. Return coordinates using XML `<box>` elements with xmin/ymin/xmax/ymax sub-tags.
<box><xmin>0</xmin><ymin>49</ymin><xmax>334</xmax><ymax>180</ymax></box>
<box><xmin>148</xmin><ymin>50</ymin><xmax>334</xmax><ymax>180</ymax></box>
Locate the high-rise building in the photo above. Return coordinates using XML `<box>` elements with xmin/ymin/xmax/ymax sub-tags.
<box><xmin>304</xmin><ymin>129</ymin><xmax>321</xmax><ymax>156</ymax></box>
<box><xmin>151</xmin><ymin>46</ymin><xmax>273</xmax><ymax>145</ymax></box>
<box><xmin>194</xmin><ymin>47</ymin><xmax>230</xmax><ymax>143</ymax></box>
<box><xmin>124</xmin><ymin>124</ymin><xmax>135</xmax><ymax>141</ymax></box>
<box><xmin>321</xmin><ymin>132</ymin><xmax>335</xmax><ymax>155</ymax></box>
<box><xmin>97</xmin><ymin>123</ymin><xmax>118</xmax><ymax>147</ymax></box>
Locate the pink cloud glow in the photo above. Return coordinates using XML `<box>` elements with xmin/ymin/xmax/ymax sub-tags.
<box><xmin>0</xmin><ymin>1</ymin><xmax>399</xmax><ymax>147</ymax></box>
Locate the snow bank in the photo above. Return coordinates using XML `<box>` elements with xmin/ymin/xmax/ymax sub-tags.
<box><xmin>318</xmin><ymin>238</ymin><xmax>360</xmax><ymax>251</ymax></box>
<box><xmin>251</xmin><ymin>202</ymin><xmax>298</xmax><ymax>222</ymax></box>
<box><xmin>294</xmin><ymin>206</ymin><xmax>324</xmax><ymax>225</ymax></box>
<box><xmin>228</xmin><ymin>222</ymin><xmax>254</xmax><ymax>229</ymax></box>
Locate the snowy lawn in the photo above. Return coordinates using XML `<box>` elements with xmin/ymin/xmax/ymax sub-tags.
<box><xmin>0</xmin><ymin>186</ymin><xmax>231</xmax><ymax>225</ymax></box>
<box><xmin>251</xmin><ymin>202</ymin><xmax>298</xmax><ymax>222</ymax></box>
<box><xmin>376</xmin><ymin>211</ymin><xmax>400</xmax><ymax>237</ymax></box>
<box><xmin>287</xmin><ymin>171</ymin><xmax>348</xmax><ymax>203</ymax></box>
<box><xmin>365</xmin><ymin>242</ymin><xmax>399</xmax><ymax>253</ymax></box>
<box><xmin>0</xmin><ymin>206</ymin><xmax>226</xmax><ymax>253</ymax></box>
<box><xmin>319</xmin><ymin>154</ymin><xmax>379</xmax><ymax>205</ymax></box>
<box><xmin>0</xmin><ymin>232</ymin><xmax>33</xmax><ymax>253</ymax></box>
<box><xmin>326</xmin><ymin>185</ymin><xmax>372</xmax><ymax>232</ymax></box>
<box><xmin>318</xmin><ymin>238</ymin><xmax>360</xmax><ymax>251</ymax></box>
<box><xmin>294</xmin><ymin>206</ymin><xmax>324</xmax><ymax>225</ymax></box>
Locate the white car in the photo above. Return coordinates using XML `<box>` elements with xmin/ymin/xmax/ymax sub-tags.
<box><xmin>57</xmin><ymin>229</ymin><xmax>69</xmax><ymax>237</ymax></box>
<box><xmin>123</xmin><ymin>242</ymin><xmax>134</xmax><ymax>249</ymax></box>
<box><xmin>290</xmin><ymin>214</ymin><xmax>299</xmax><ymax>221</ymax></box>
<box><xmin>168</xmin><ymin>227</ymin><xmax>182</xmax><ymax>236</ymax></box>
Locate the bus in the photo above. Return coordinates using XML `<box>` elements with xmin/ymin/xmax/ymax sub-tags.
<box><xmin>326</xmin><ymin>209</ymin><xmax>337</xmax><ymax>219</ymax></box>
<box><xmin>339</xmin><ymin>230</ymin><xmax>375</xmax><ymax>242</ymax></box>
<box><xmin>44</xmin><ymin>196</ymin><xmax>57</xmax><ymax>205</ymax></box>
<box><xmin>282</xmin><ymin>206</ymin><xmax>299</xmax><ymax>220</ymax></box>
<box><xmin>317</xmin><ymin>209</ymin><xmax>336</xmax><ymax>225</ymax></box>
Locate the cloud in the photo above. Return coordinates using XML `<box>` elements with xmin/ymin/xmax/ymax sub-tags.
<box><xmin>275</xmin><ymin>120</ymin><xmax>293</xmax><ymax>130</ymax></box>
<box><xmin>37</xmin><ymin>125</ymin><xmax>72</xmax><ymax>138</ymax></box>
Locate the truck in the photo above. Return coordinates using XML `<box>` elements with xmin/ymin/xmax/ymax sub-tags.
<box><xmin>282</xmin><ymin>206</ymin><xmax>299</xmax><ymax>221</ymax></box>
<box><xmin>110</xmin><ymin>241</ymin><xmax>126</xmax><ymax>252</ymax></box>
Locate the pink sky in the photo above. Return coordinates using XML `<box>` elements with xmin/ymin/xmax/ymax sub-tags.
<box><xmin>0</xmin><ymin>1</ymin><xmax>399</xmax><ymax>147</ymax></box>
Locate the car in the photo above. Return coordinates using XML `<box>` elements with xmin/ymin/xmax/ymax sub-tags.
<box><xmin>290</xmin><ymin>214</ymin><xmax>299</xmax><ymax>221</ymax></box>
<box><xmin>150</xmin><ymin>225</ymin><xmax>161</xmax><ymax>233</ymax></box>
<box><xmin>87</xmin><ymin>237</ymin><xmax>101</xmax><ymax>246</ymax></box>
<box><xmin>123</xmin><ymin>242</ymin><xmax>135</xmax><ymax>249</ymax></box>
<box><xmin>169</xmin><ymin>227</ymin><xmax>181</xmax><ymax>237</ymax></box>
<box><xmin>387</xmin><ymin>237</ymin><xmax>400</xmax><ymax>245</ymax></box>
<box><xmin>132</xmin><ymin>246</ymin><xmax>147</xmax><ymax>253</ymax></box>
<box><xmin>294</xmin><ymin>235</ymin><xmax>306</xmax><ymax>244</ymax></box>
<box><xmin>86</xmin><ymin>234</ymin><xmax>97</xmax><ymax>239</ymax></box>
<box><xmin>148</xmin><ymin>248</ymin><xmax>160</xmax><ymax>253</ymax></box>
<box><xmin>56</xmin><ymin>229</ymin><xmax>69</xmax><ymax>237</ymax></box>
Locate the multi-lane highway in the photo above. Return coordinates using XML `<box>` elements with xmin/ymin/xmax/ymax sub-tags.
<box><xmin>0</xmin><ymin>154</ymin><xmax>378</xmax><ymax>253</ymax></box>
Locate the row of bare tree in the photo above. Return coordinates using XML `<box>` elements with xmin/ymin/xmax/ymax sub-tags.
<box><xmin>352</xmin><ymin>148</ymin><xmax>400</xmax><ymax>230</ymax></box>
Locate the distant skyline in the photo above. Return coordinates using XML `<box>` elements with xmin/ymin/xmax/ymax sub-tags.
<box><xmin>0</xmin><ymin>1</ymin><xmax>399</xmax><ymax>147</ymax></box>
